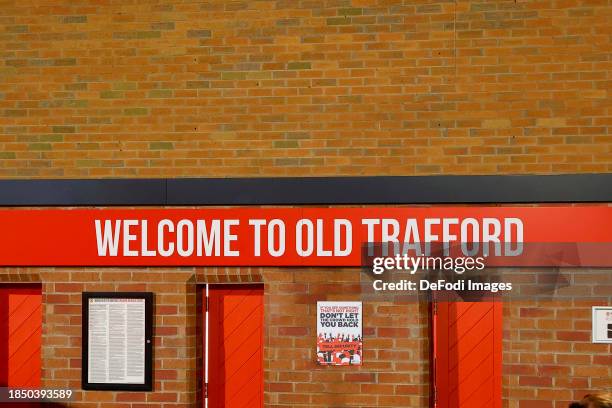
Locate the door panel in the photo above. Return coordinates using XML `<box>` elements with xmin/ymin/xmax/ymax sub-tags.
<box><xmin>207</xmin><ymin>284</ymin><xmax>264</xmax><ymax>408</ymax></box>
<box><xmin>0</xmin><ymin>284</ymin><xmax>42</xmax><ymax>389</ymax></box>
<box><xmin>434</xmin><ymin>302</ymin><xmax>502</xmax><ymax>408</ymax></box>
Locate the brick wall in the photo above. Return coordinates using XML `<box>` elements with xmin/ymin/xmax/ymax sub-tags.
<box><xmin>1</xmin><ymin>0</ymin><xmax>611</xmax><ymax>407</ymax></box>
<box><xmin>1</xmin><ymin>267</ymin><xmax>200</xmax><ymax>407</ymax></box>
<box><xmin>2</xmin><ymin>265</ymin><xmax>610</xmax><ymax>407</ymax></box>
<box><xmin>0</xmin><ymin>0</ymin><xmax>610</xmax><ymax>177</ymax></box>
<box><xmin>504</xmin><ymin>300</ymin><xmax>612</xmax><ymax>408</ymax></box>
<box><xmin>0</xmin><ymin>267</ymin><xmax>431</xmax><ymax>408</ymax></box>
<box><xmin>261</xmin><ymin>269</ymin><xmax>429</xmax><ymax>408</ymax></box>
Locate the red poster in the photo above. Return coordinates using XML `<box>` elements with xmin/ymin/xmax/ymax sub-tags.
<box><xmin>317</xmin><ymin>302</ymin><xmax>362</xmax><ymax>366</ymax></box>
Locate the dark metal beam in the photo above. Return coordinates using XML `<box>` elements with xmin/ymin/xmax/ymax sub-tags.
<box><xmin>0</xmin><ymin>174</ymin><xmax>610</xmax><ymax>206</ymax></box>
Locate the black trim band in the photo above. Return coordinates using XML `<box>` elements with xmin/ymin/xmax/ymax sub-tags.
<box><xmin>0</xmin><ymin>174</ymin><xmax>611</xmax><ymax>206</ymax></box>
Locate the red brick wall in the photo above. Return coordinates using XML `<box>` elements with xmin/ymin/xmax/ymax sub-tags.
<box><xmin>0</xmin><ymin>0</ymin><xmax>610</xmax><ymax>177</ymax></box>
<box><xmin>1</xmin><ymin>267</ymin><xmax>200</xmax><ymax>407</ymax></box>
<box><xmin>2</xmin><ymin>264</ymin><xmax>611</xmax><ymax>407</ymax></box>
<box><xmin>261</xmin><ymin>269</ymin><xmax>429</xmax><ymax>408</ymax></box>
<box><xmin>0</xmin><ymin>267</ymin><xmax>431</xmax><ymax>408</ymax></box>
<box><xmin>504</xmin><ymin>300</ymin><xmax>612</xmax><ymax>408</ymax></box>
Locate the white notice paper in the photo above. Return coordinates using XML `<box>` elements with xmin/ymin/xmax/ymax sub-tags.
<box><xmin>88</xmin><ymin>298</ymin><xmax>146</xmax><ymax>384</ymax></box>
<box><xmin>592</xmin><ymin>306</ymin><xmax>612</xmax><ymax>344</ymax></box>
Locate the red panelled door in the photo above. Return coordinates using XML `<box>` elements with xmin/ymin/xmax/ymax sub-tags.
<box><xmin>0</xmin><ymin>284</ymin><xmax>42</xmax><ymax>388</ymax></box>
<box><xmin>206</xmin><ymin>284</ymin><xmax>264</xmax><ymax>408</ymax></box>
<box><xmin>434</xmin><ymin>302</ymin><xmax>502</xmax><ymax>408</ymax></box>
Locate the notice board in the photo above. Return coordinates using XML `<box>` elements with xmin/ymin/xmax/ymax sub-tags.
<box><xmin>82</xmin><ymin>292</ymin><xmax>153</xmax><ymax>391</ymax></box>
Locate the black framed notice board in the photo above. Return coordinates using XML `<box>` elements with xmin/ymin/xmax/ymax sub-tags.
<box><xmin>82</xmin><ymin>292</ymin><xmax>153</xmax><ymax>391</ymax></box>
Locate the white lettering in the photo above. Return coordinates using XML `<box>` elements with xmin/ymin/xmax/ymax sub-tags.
<box><xmin>95</xmin><ymin>220</ymin><xmax>121</xmax><ymax>256</ymax></box>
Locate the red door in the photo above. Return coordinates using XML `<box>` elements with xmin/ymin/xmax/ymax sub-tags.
<box><xmin>206</xmin><ymin>284</ymin><xmax>264</xmax><ymax>408</ymax></box>
<box><xmin>433</xmin><ymin>301</ymin><xmax>502</xmax><ymax>408</ymax></box>
<box><xmin>0</xmin><ymin>284</ymin><xmax>42</xmax><ymax>388</ymax></box>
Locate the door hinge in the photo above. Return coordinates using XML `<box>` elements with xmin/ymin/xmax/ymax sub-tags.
<box><xmin>204</xmin><ymin>382</ymin><xmax>208</xmax><ymax>398</ymax></box>
<box><xmin>205</xmin><ymin>296</ymin><xmax>209</xmax><ymax>312</ymax></box>
<box><xmin>433</xmin><ymin>302</ymin><xmax>438</xmax><ymax>315</ymax></box>
<box><xmin>434</xmin><ymin>384</ymin><xmax>437</xmax><ymax>405</ymax></box>
<box><xmin>433</xmin><ymin>356</ymin><xmax>437</xmax><ymax>405</ymax></box>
